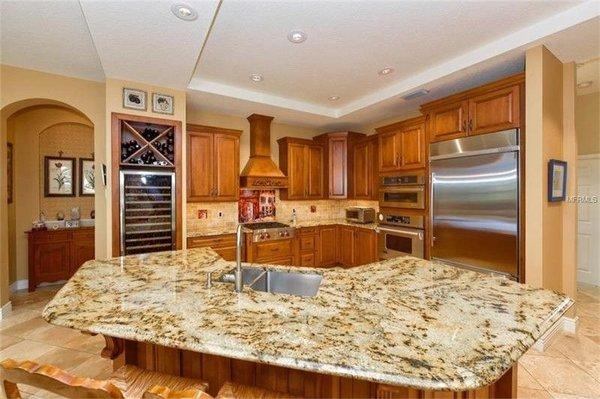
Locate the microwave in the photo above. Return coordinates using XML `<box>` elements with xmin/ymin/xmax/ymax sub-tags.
<box><xmin>378</xmin><ymin>172</ymin><xmax>426</xmax><ymax>209</ymax></box>
<box><xmin>345</xmin><ymin>207</ymin><xmax>376</xmax><ymax>224</ymax></box>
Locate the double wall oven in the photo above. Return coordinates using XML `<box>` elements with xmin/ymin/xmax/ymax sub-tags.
<box><xmin>377</xmin><ymin>172</ymin><xmax>426</xmax><ymax>260</ymax></box>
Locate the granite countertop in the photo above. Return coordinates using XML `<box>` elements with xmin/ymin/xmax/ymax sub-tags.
<box><xmin>42</xmin><ymin>248</ymin><xmax>572</xmax><ymax>391</ymax></box>
<box><xmin>187</xmin><ymin>219</ymin><xmax>377</xmax><ymax>237</ymax></box>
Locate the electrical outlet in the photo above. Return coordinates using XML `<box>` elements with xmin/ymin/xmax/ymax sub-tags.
<box><xmin>218</xmin><ymin>211</ymin><xmax>223</xmax><ymax>218</ymax></box>
<box><xmin>310</xmin><ymin>205</ymin><xmax>317</xmax><ymax>213</ymax></box>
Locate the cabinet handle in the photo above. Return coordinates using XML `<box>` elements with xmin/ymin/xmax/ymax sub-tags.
<box><xmin>469</xmin><ymin>119</ymin><xmax>473</xmax><ymax>132</ymax></box>
<box><xmin>462</xmin><ymin>120</ymin><xmax>467</xmax><ymax>132</ymax></box>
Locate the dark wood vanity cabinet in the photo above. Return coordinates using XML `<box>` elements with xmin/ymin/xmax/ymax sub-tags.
<box><xmin>27</xmin><ymin>227</ymin><xmax>95</xmax><ymax>292</ymax></box>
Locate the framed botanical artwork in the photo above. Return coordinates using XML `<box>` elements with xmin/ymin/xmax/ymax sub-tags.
<box><xmin>123</xmin><ymin>88</ymin><xmax>147</xmax><ymax>111</ymax></box>
<box><xmin>548</xmin><ymin>159</ymin><xmax>567</xmax><ymax>202</ymax></box>
<box><xmin>7</xmin><ymin>143</ymin><xmax>13</xmax><ymax>204</ymax></box>
<box><xmin>44</xmin><ymin>156</ymin><xmax>75</xmax><ymax>197</ymax></box>
<box><xmin>152</xmin><ymin>93</ymin><xmax>174</xmax><ymax>115</ymax></box>
<box><xmin>79</xmin><ymin>158</ymin><xmax>95</xmax><ymax>196</ymax></box>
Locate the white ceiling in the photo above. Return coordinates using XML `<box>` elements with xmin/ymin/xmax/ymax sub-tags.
<box><xmin>79</xmin><ymin>0</ymin><xmax>219</xmax><ymax>89</ymax></box>
<box><xmin>0</xmin><ymin>0</ymin><xmax>104</xmax><ymax>81</ymax></box>
<box><xmin>1</xmin><ymin>0</ymin><xmax>598</xmax><ymax>127</ymax></box>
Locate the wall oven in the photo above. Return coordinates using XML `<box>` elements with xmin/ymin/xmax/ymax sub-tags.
<box><xmin>378</xmin><ymin>173</ymin><xmax>425</xmax><ymax>209</ymax></box>
<box><xmin>376</xmin><ymin>211</ymin><xmax>424</xmax><ymax>259</ymax></box>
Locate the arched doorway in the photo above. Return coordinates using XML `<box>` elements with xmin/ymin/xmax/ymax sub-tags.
<box><xmin>1</xmin><ymin>99</ymin><xmax>97</xmax><ymax>308</ymax></box>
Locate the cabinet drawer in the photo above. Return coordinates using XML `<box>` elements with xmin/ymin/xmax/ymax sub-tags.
<box><xmin>299</xmin><ymin>236</ymin><xmax>315</xmax><ymax>252</ymax></box>
<box><xmin>188</xmin><ymin>234</ymin><xmax>236</xmax><ymax>249</ymax></box>
<box><xmin>31</xmin><ymin>230</ymin><xmax>71</xmax><ymax>243</ymax></box>
<box><xmin>260</xmin><ymin>256</ymin><xmax>294</xmax><ymax>266</ymax></box>
<box><xmin>300</xmin><ymin>252</ymin><xmax>315</xmax><ymax>267</ymax></box>
<box><xmin>214</xmin><ymin>246</ymin><xmax>236</xmax><ymax>261</ymax></box>
<box><xmin>72</xmin><ymin>229</ymin><xmax>95</xmax><ymax>241</ymax></box>
<box><xmin>255</xmin><ymin>240</ymin><xmax>293</xmax><ymax>261</ymax></box>
<box><xmin>299</xmin><ymin>227</ymin><xmax>317</xmax><ymax>235</ymax></box>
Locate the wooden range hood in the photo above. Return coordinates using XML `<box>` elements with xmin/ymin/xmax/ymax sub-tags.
<box><xmin>239</xmin><ymin>114</ymin><xmax>288</xmax><ymax>189</ymax></box>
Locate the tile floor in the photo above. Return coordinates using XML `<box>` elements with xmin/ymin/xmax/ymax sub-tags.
<box><xmin>0</xmin><ymin>284</ymin><xmax>598</xmax><ymax>398</ymax></box>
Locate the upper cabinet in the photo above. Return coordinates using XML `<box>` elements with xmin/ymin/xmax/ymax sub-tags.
<box><xmin>314</xmin><ymin>131</ymin><xmax>366</xmax><ymax>199</ymax></box>
<box><xmin>187</xmin><ymin>124</ymin><xmax>241</xmax><ymax>202</ymax></box>
<box><xmin>352</xmin><ymin>136</ymin><xmax>378</xmax><ymax>200</ymax></box>
<box><xmin>422</xmin><ymin>73</ymin><xmax>523</xmax><ymax>143</ymax></box>
<box><xmin>375</xmin><ymin>116</ymin><xmax>426</xmax><ymax>173</ymax></box>
<box><xmin>278</xmin><ymin>137</ymin><xmax>324</xmax><ymax>200</ymax></box>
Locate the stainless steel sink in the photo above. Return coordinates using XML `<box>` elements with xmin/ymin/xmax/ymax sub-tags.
<box><xmin>219</xmin><ymin>267</ymin><xmax>322</xmax><ymax>297</ymax></box>
<box><xmin>250</xmin><ymin>269</ymin><xmax>322</xmax><ymax>297</ymax></box>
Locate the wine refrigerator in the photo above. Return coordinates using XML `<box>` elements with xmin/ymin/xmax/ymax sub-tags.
<box><xmin>119</xmin><ymin>170</ymin><xmax>175</xmax><ymax>256</ymax></box>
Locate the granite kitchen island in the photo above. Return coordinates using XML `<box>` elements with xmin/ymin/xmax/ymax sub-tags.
<box><xmin>42</xmin><ymin>248</ymin><xmax>572</xmax><ymax>398</ymax></box>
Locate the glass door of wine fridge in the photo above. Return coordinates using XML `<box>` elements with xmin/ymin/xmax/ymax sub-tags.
<box><xmin>120</xmin><ymin>170</ymin><xmax>175</xmax><ymax>256</ymax></box>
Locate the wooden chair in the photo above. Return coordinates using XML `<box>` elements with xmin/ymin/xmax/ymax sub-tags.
<box><xmin>0</xmin><ymin>359</ymin><xmax>210</xmax><ymax>399</ymax></box>
<box><xmin>0</xmin><ymin>359</ymin><xmax>299</xmax><ymax>399</ymax></box>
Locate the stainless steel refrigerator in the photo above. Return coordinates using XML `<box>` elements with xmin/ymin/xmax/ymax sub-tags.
<box><xmin>120</xmin><ymin>170</ymin><xmax>175</xmax><ymax>256</ymax></box>
<box><xmin>430</xmin><ymin>129</ymin><xmax>520</xmax><ymax>279</ymax></box>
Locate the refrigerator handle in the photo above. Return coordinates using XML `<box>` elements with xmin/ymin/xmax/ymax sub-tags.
<box><xmin>430</xmin><ymin>172</ymin><xmax>435</xmax><ymax>248</ymax></box>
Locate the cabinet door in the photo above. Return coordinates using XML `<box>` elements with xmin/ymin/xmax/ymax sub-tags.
<box><xmin>214</xmin><ymin>133</ymin><xmax>239</xmax><ymax>200</ymax></box>
<box><xmin>399</xmin><ymin>123</ymin><xmax>425</xmax><ymax>170</ymax></box>
<box><xmin>329</xmin><ymin>137</ymin><xmax>347</xmax><ymax>198</ymax></box>
<box><xmin>319</xmin><ymin>226</ymin><xmax>337</xmax><ymax>266</ymax></box>
<box><xmin>300</xmin><ymin>252</ymin><xmax>316</xmax><ymax>267</ymax></box>
<box><xmin>354</xmin><ymin>228</ymin><xmax>377</xmax><ymax>266</ymax></box>
<box><xmin>468</xmin><ymin>85</ymin><xmax>520</xmax><ymax>136</ymax></box>
<box><xmin>428</xmin><ymin>100</ymin><xmax>468</xmax><ymax>142</ymax></box>
<box><xmin>338</xmin><ymin>226</ymin><xmax>355</xmax><ymax>267</ymax></box>
<box><xmin>34</xmin><ymin>241</ymin><xmax>71</xmax><ymax>283</ymax></box>
<box><xmin>287</xmin><ymin>143</ymin><xmax>307</xmax><ymax>199</ymax></box>
<box><xmin>378</xmin><ymin>131</ymin><xmax>399</xmax><ymax>172</ymax></box>
<box><xmin>353</xmin><ymin>140</ymin><xmax>372</xmax><ymax>199</ymax></box>
<box><xmin>71</xmin><ymin>231</ymin><xmax>94</xmax><ymax>275</ymax></box>
<box><xmin>187</xmin><ymin>132</ymin><xmax>213</xmax><ymax>201</ymax></box>
<box><xmin>307</xmin><ymin>145</ymin><xmax>324</xmax><ymax>198</ymax></box>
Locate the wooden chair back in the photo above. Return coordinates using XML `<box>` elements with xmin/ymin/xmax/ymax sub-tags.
<box><xmin>0</xmin><ymin>358</ymin><xmax>124</xmax><ymax>399</ymax></box>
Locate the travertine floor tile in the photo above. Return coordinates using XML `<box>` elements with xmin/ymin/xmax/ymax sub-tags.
<box><xmin>0</xmin><ymin>316</ymin><xmax>48</xmax><ymax>337</ymax></box>
<box><xmin>0</xmin><ymin>339</ymin><xmax>55</xmax><ymax>360</ymax></box>
<box><xmin>518</xmin><ymin>387</ymin><xmax>552</xmax><ymax>399</ymax></box>
<box><xmin>518</xmin><ymin>363</ymin><xmax>544</xmax><ymax>390</ymax></box>
<box><xmin>0</xmin><ymin>333</ymin><xmax>23</xmax><ymax>350</ymax></box>
<box><xmin>551</xmin><ymin>334</ymin><xmax>600</xmax><ymax>365</ymax></box>
<box><xmin>519</xmin><ymin>354</ymin><xmax>600</xmax><ymax>397</ymax></box>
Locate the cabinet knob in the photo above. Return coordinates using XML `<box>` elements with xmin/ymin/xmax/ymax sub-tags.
<box><xmin>462</xmin><ymin>120</ymin><xmax>467</xmax><ymax>132</ymax></box>
<box><xmin>468</xmin><ymin>119</ymin><xmax>473</xmax><ymax>132</ymax></box>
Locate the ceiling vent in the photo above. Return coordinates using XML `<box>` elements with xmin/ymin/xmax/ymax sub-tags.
<box><xmin>401</xmin><ymin>89</ymin><xmax>430</xmax><ymax>101</ymax></box>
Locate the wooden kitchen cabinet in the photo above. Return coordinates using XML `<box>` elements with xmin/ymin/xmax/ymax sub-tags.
<box><xmin>278</xmin><ymin>137</ymin><xmax>324</xmax><ymax>200</ymax></box>
<box><xmin>319</xmin><ymin>225</ymin><xmax>337</xmax><ymax>267</ymax></box>
<box><xmin>354</xmin><ymin>228</ymin><xmax>378</xmax><ymax>266</ymax></box>
<box><xmin>422</xmin><ymin>74</ymin><xmax>523</xmax><ymax>143</ymax></box>
<box><xmin>376</xmin><ymin>116</ymin><xmax>426</xmax><ymax>172</ymax></box>
<box><xmin>27</xmin><ymin>227</ymin><xmax>95</xmax><ymax>292</ymax></box>
<box><xmin>337</xmin><ymin>225</ymin><xmax>356</xmax><ymax>267</ymax></box>
<box><xmin>187</xmin><ymin>234</ymin><xmax>237</xmax><ymax>261</ymax></box>
<box><xmin>314</xmin><ymin>132</ymin><xmax>366</xmax><ymax>199</ymax></box>
<box><xmin>187</xmin><ymin>124</ymin><xmax>241</xmax><ymax>202</ymax></box>
<box><xmin>352</xmin><ymin>136</ymin><xmax>378</xmax><ymax>200</ymax></box>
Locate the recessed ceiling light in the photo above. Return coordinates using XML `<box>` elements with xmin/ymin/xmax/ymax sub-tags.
<box><xmin>171</xmin><ymin>3</ymin><xmax>198</xmax><ymax>21</ymax></box>
<box><xmin>328</xmin><ymin>95</ymin><xmax>340</xmax><ymax>101</ymax></box>
<box><xmin>577</xmin><ymin>81</ymin><xmax>593</xmax><ymax>88</ymax></box>
<box><xmin>378</xmin><ymin>67</ymin><xmax>394</xmax><ymax>76</ymax></box>
<box><xmin>287</xmin><ymin>30</ymin><xmax>307</xmax><ymax>44</ymax></box>
<box><xmin>250</xmin><ymin>74</ymin><xmax>264</xmax><ymax>82</ymax></box>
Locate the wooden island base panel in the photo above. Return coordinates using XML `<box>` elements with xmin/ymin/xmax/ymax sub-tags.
<box><xmin>104</xmin><ymin>337</ymin><xmax>517</xmax><ymax>399</ymax></box>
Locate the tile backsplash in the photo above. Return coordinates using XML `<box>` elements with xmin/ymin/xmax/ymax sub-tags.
<box><xmin>187</xmin><ymin>191</ymin><xmax>378</xmax><ymax>235</ymax></box>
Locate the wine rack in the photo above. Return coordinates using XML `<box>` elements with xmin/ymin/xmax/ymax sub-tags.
<box><xmin>120</xmin><ymin>170</ymin><xmax>175</xmax><ymax>256</ymax></box>
<box><xmin>120</xmin><ymin>120</ymin><xmax>175</xmax><ymax>168</ymax></box>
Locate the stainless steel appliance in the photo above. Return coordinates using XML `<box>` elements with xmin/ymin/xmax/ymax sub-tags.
<box><xmin>345</xmin><ymin>207</ymin><xmax>376</xmax><ymax>224</ymax></box>
<box><xmin>245</xmin><ymin>222</ymin><xmax>296</xmax><ymax>243</ymax></box>
<box><xmin>376</xmin><ymin>210</ymin><xmax>424</xmax><ymax>259</ymax></box>
<box><xmin>430</xmin><ymin>129</ymin><xmax>520</xmax><ymax>279</ymax></box>
<box><xmin>378</xmin><ymin>172</ymin><xmax>425</xmax><ymax>209</ymax></box>
<box><xmin>120</xmin><ymin>170</ymin><xmax>175</xmax><ymax>255</ymax></box>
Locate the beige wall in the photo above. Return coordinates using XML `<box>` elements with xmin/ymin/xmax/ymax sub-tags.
<box><xmin>105</xmin><ymin>79</ymin><xmax>187</xmax><ymax>253</ymax></box>
<box><xmin>7</xmin><ymin>106</ymin><xmax>93</xmax><ymax>284</ymax></box>
<box><xmin>354</xmin><ymin>110</ymin><xmax>423</xmax><ymax>135</ymax></box>
<box><xmin>0</xmin><ymin>65</ymin><xmax>105</xmax><ymax>306</ymax></box>
<box><xmin>576</xmin><ymin>92</ymin><xmax>600</xmax><ymax>155</ymax></box>
<box><xmin>525</xmin><ymin>46</ymin><xmax>577</xmax><ymax>300</ymax></box>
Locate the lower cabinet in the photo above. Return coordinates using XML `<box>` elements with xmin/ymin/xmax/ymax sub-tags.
<box><xmin>187</xmin><ymin>234</ymin><xmax>237</xmax><ymax>261</ymax></box>
<box><xmin>27</xmin><ymin>227</ymin><xmax>95</xmax><ymax>292</ymax></box>
<box><xmin>319</xmin><ymin>226</ymin><xmax>337</xmax><ymax>267</ymax></box>
<box><xmin>337</xmin><ymin>225</ymin><xmax>356</xmax><ymax>267</ymax></box>
<box><xmin>246</xmin><ymin>236</ymin><xmax>295</xmax><ymax>265</ymax></box>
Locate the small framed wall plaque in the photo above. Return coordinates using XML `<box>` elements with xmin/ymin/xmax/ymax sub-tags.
<box><xmin>548</xmin><ymin>159</ymin><xmax>567</xmax><ymax>202</ymax></box>
<box><xmin>79</xmin><ymin>158</ymin><xmax>95</xmax><ymax>196</ymax></box>
<box><xmin>123</xmin><ymin>88</ymin><xmax>147</xmax><ymax>111</ymax></box>
<box><xmin>152</xmin><ymin>93</ymin><xmax>174</xmax><ymax>115</ymax></box>
<box><xmin>45</xmin><ymin>156</ymin><xmax>76</xmax><ymax>197</ymax></box>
